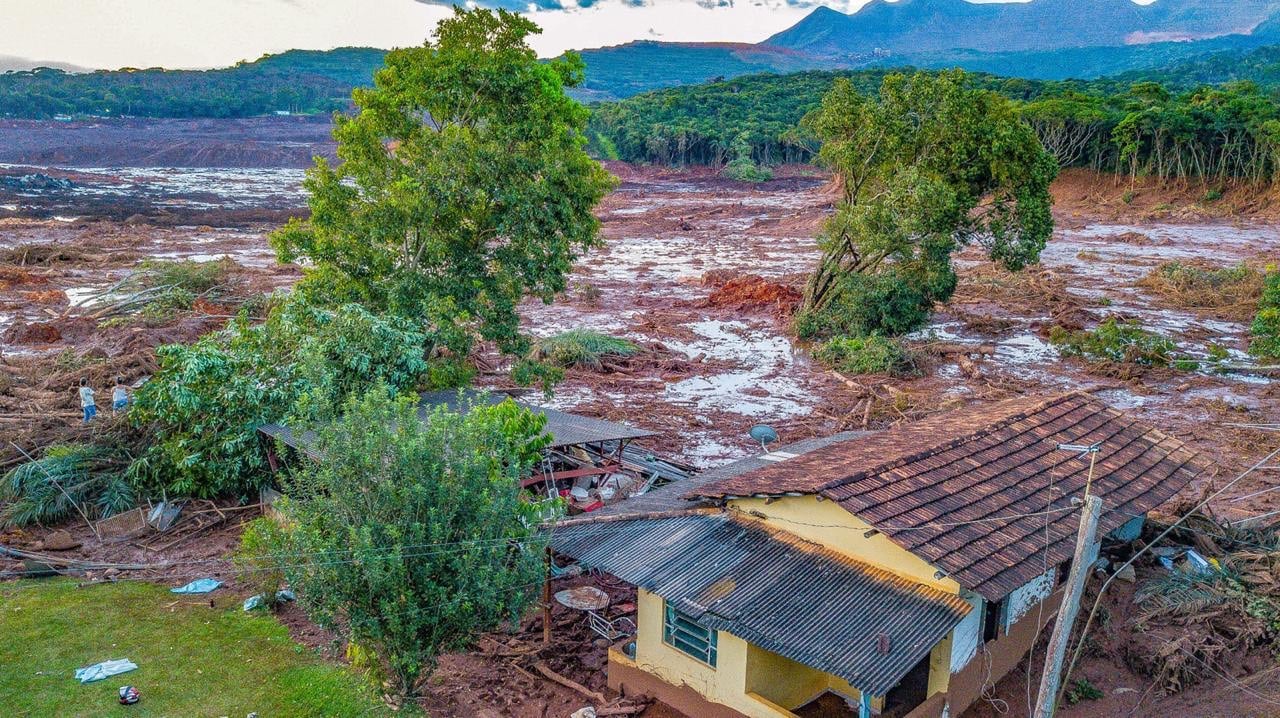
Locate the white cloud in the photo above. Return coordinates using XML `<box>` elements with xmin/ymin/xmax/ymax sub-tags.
<box><xmin>0</xmin><ymin>0</ymin><xmax>853</xmax><ymax>69</ymax></box>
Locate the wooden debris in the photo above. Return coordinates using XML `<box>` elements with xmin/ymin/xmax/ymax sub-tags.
<box><xmin>533</xmin><ymin>661</ymin><xmax>606</xmax><ymax>704</ymax></box>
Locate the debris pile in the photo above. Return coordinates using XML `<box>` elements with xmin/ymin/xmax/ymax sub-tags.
<box><xmin>699</xmin><ymin>272</ymin><xmax>801</xmax><ymax>315</ymax></box>
<box><xmin>1124</xmin><ymin>513</ymin><xmax>1280</xmax><ymax>694</ymax></box>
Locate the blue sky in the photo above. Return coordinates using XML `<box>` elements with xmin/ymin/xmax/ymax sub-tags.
<box><xmin>2</xmin><ymin>0</ymin><xmax>857</xmax><ymax>70</ymax></box>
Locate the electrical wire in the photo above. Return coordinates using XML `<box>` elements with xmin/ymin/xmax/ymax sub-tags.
<box><xmin>1056</xmin><ymin>442</ymin><xmax>1280</xmax><ymax>709</ymax></box>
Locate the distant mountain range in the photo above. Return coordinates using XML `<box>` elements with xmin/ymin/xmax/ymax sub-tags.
<box><xmin>7</xmin><ymin>0</ymin><xmax>1280</xmax><ymax>117</ymax></box>
<box><xmin>572</xmin><ymin>0</ymin><xmax>1280</xmax><ymax>99</ymax></box>
<box><xmin>766</xmin><ymin>0</ymin><xmax>1279</xmax><ymax>56</ymax></box>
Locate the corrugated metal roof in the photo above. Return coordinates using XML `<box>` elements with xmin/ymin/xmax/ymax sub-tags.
<box><xmin>260</xmin><ymin>389</ymin><xmax>656</xmax><ymax>455</ymax></box>
<box><xmin>689</xmin><ymin>392</ymin><xmax>1206</xmax><ymax>601</ymax></box>
<box><xmin>552</xmin><ymin>513</ymin><xmax>971</xmax><ymax>696</ymax></box>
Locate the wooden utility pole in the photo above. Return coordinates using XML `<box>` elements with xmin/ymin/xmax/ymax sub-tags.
<box><xmin>1033</xmin><ymin>495</ymin><xmax>1103</xmax><ymax>718</ymax></box>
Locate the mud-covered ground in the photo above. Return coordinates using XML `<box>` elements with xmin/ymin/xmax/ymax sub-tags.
<box><xmin>0</xmin><ymin>116</ymin><xmax>335</xmax><ymax>169</ymax></box>
<box><xmin>2</xmin><ymin>160</ymin><xmax>1279</xmax><ymax>717</ymax></box>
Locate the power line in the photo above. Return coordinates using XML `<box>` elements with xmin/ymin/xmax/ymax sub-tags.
<box><xmin>1057</xmin><ymin>442</ymin><xmax>1280</xmax><ymax>706</ymax></box>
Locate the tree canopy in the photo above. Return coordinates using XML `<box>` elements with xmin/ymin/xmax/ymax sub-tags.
<box><xmin>795</xmin><ymin>71</ymin><xmax>1057</xmax><ymax>339</ymax></box>
<box><xmin>260</xmin><ymin>386</ymin><xmax>550</xmax><ymax>698</ymax></box>
<box><xmin>270</xmin><ymin>8</ymin><xmax>615</xmax><ymax>371</ymax></box>
<box><xmin>587</xmin><ymin>68</ymin><xmax>1280</xmax><ymax>186</ymax></box>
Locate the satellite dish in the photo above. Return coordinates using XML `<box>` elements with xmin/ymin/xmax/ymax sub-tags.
<box><xmin>749</xmin><ymin>424</ymin><xmax>779</xmax><ymax>450</ymax></box>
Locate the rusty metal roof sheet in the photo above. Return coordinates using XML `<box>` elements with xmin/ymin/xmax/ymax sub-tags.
<box><xmin>688</xmin><ymin>392</ymin><xmax>1206</xmax><ymax>601</ymax></box>
<box><xmin>583</xmin><ymin>432</ymin><xmax>869</xmax><ymax>521</ymax></box>
<box><xmin>552</xmin><ymin>513</ymin><xmax>971</xmax><ymax>696</ymax></box>
<box><xmin>260</xmin><ymin>389</ymin><xmax>655</xmax><ymax>456</ymax></box>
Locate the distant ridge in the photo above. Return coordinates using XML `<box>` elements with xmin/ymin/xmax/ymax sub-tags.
<box><xmin>765</xmin><ymin>0</ymin><xmax>1280</xmax><ymax>56</ymax></box>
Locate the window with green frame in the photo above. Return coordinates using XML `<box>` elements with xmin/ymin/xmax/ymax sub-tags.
<box><xmin>663</xmin><ymin>602</ymin><xmax>717</xmax><ymax>666</ymax></box>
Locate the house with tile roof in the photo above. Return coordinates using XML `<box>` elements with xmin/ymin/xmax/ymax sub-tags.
<box><xmin>550</xmin><ymin>392</ymin><xmax>1205</xmax><ymax>718</ymax></box>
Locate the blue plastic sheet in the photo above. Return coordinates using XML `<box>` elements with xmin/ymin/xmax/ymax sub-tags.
<box><xmin>74</xmin><ymin>658</ymin><xmax>137</xmax><ymax>683</ymax></box>
<box><xmin>170</xmin><ymin>578</ymin><xmax>221</xmax><ymax>594</ymax></box>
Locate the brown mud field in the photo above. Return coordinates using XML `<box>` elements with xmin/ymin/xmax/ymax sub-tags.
<box><xmin>2</xmin><ymin>162</ymin><xmax>1279</xmax><ymax>717</ymax></box>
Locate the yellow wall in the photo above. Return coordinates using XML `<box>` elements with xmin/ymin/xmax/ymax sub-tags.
<box><xmin>927</xmin><ymin>633</ymin><xmax>952</xmax><ymax>697</ymax></box>
<box><xmin>631</xmin><ymin>589</ymin><xmax>867</xmax><ymax>718</ymax></box>
<box><xmin>728</xmin><ymin>495</ymin><xmax>961</xmax><ymax>594</ymax></box>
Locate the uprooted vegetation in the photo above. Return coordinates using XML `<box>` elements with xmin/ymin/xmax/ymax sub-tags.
<box><xmin>1137</xmin><ymin>260</ymin><xmax>1266</xmax><ymax>319</ymax></box>
<box><xmin>0</xmin><ymin>443</ymin><xmax>136</xmax><ymax>528</ymax></box>
<box><xmin>814</xmin><ymin>335</ymin><xmax>920</xmax><ymax>377</ymax></box>
<box><xmin>1049</xmin><ymin>318</ymin><xmax>1195</xmax><ymax>376</ymax></box>
<box><xmin>1127</xmin><ymin>518</ymin><xmax>1280</xmax><ymax>695</ymax></box>
<box><xmin>81</xmin><ymin>257</ymin><xmax>247</xmax><ymax>322</ymax></box>
<box><xmin>1251</xmin><ymin>270</ymin><xmax>1280</xmax><ymax>360</ymax></box>
<box><xmin>528</xmin><ymin>330</ymin><xmax>641</xmax><ymax>371</ymax></box>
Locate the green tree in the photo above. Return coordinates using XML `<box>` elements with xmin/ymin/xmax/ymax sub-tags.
<box><xmin>129</xmin><ymin>300</ymin><xmax>430</xmax><ymax>498</ymax></box>
<box><xmin>261</xmin><ymin>386</ymin><xmax>551</xmax><ymax>699</ymax></box>
<box><xmin>795</xmin><ymin>71</ymin><xmax>1057</xmax><ymax>339</ymax></box>
<box><xmin>270</xmin><ymin>8</ymin><xmax>615</xmax><ymax>370</ymax></box>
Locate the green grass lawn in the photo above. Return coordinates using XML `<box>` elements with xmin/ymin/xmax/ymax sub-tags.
<box><xmin>0</xmin><ymin>579</ymin><xmax>391</xmax><ymax>717</ymax></box>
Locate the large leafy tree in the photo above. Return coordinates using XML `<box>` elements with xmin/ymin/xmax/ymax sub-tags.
<box><xmin>261</xmin><ymin>387</ymin><xmax>550</xmax><ymax>699</ymax></box>
<box><xmin>795</xmin><ymin>70</ymin><xmax>1057</xmax><ymax>339</ymax></box>
<box><xmin>271</xmin><ymin>8</ymin><xmax>615</xmax><ymax>367</ymax></box>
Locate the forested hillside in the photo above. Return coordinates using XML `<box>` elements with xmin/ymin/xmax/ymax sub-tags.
<box><xmin>0</xmin><ymin>48</ymin><xmax>385</xmax><ymax>118</ymax></box>
<box><xmin>588</xmin><ymin>68</ymin><xmax>1280</xmax><ymax>184</ymax></box>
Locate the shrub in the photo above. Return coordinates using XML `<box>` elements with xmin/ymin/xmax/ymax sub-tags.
<box><xmin>1065</xmin><ymin>678</ymin><xmax>1104</xmax><ymax>704</ymax></box>
<box><xmin>263</xmin><ymin>386</ymin><xmax>551</xmax><ymax>699</ymax></box>
<box><xmin>720</xmin><ymin>131</ymin><xmax>774</xmax><ymax>183</ymax></box>
<box><xmin>528</xmin><ymin>330</ymin><xmax>639</xmax><ymax>370</ymax></box>
<box><xmin>815</xmin><ymin>335</ymin><xmax>918</xmax><ymax>376</ymax></box>
<box><xmin>721</xmin><ymin>159</ymin><xmax>774</xmax><ymax>183</ymax></box>
<box><xmin>1049</xmin><ymin>318</ymin><xmax>1178</xmax><ymax>368</ymax></box>
<box><xmin>794</xmin><ymin>271</ymin><xmax>934</xmax><ymax>340</ymax></box>
<box><xmin>1202</xmin><ymin>187</ymin><xmax>1224</xmax><ymax>202</ymax></box>
<box><xmin>1</xmin><ymin>444</ymin><xmax>133</xmax><ymax>528</ymax></box>
<box><xmin>1250</xmin><ymin>270</ymin><xmax>1280</xmax><ymax>360</ymax></box>
<box><xmin>235</xmin><ymin>517</ymin><xmax>291</xmax><ymax>611</ymax></box>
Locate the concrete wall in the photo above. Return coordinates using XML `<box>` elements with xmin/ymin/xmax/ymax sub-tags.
<box><xmin>945</xmin><ymin>585</ymin><xmax>1066</xmax><ymax>717</ymax></box>
<box><xmin>1005</xmin><ymin>567</ymin><xmax>1057</xmax><ymax>630</ymax></box>
<box><xmin>728</xmin><ymin>495</ymin><xmax>961</xmax><ymax>594</ymax></box>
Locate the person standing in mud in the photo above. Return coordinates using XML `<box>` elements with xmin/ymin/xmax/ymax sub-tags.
<box><xmin>112</xmin><ymin>376</ymin><xmax>129</xmax><ymax>415</ymax></box>
<box><xmin>78</xmin><ymin>377</ymin><xmax>97</xmax><ymax>422</ymax></box>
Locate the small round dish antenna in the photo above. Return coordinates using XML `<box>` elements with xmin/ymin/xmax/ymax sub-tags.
<box><xmin>749</xmin><ymin>424</ymin><xmax>779</xmax><ymax>450</ymax></box>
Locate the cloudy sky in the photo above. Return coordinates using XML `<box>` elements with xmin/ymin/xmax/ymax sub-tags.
<box><xmin>2</xmin><ymin>0</ymin><xmax>894</xmax><ymax>70</ymax></box>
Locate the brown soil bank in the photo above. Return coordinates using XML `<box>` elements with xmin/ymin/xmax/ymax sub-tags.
<box><xmin>1053</xmin><ymin>167</ymin><xmax>1280</xmax><ymax>223</ymax></box>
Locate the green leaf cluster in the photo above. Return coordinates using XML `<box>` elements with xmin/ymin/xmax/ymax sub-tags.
<box><xmin>257</xmin><ymin>386</ymin><xmax>552</xmax><ymax>697</ymax></box>
<box><xmin>796</xmin><ymin>70</ymin><xmax>1056</xmax><ymax>339</ymax></box>
<box><xmin>270</xmin><ymin>8</ymin><xmax>615</xmax><ymax>365</ymax></box>
<box><xmin>128</xmin><ymin>300</ymin><xmax>432</xmax><ymax>498</ymax></box>
<box><xmin>1250</xmin><ymin>269</ymin><xmax>1280</xmax><ymax>360</ymax></box>
<box><xmin>0</xmin><ymin>443</ymin><xmax>134</xmax><ymax>528</ymax></box>
<box><xmin>813</xmin><ymin>335</ymin><xmax>918</xmax><ymax>377</ymax></box>
<box><xmin>1049</xmin><ymin>318</ymin><xmax>1180</xmax><ymax>368</ymax></box>
<box><xmin>528</xmin><ymin>329</ymin><xmax>639</xmax><ymax>371</ymax></box>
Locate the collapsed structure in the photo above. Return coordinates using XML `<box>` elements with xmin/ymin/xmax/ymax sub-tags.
<box><xmin>260</xmin><ymin>388</ymin><xmax>688</xmax><ymax>512</ymax></box>
<box><xmin>551</xmin><ymin>392</ymin><xmax>1206</xmax><ymax>718</ymax></box>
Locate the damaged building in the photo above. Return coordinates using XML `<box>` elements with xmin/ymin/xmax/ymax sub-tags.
<box><xmin>260</xmin><ymin>388</ymin><xmax>690</xmax><ymax>512</ymax></box>
<box><xmin>550</xmin><ymin>392</ymin><xmax>1206</xmax><ymax>718</ymax></box>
